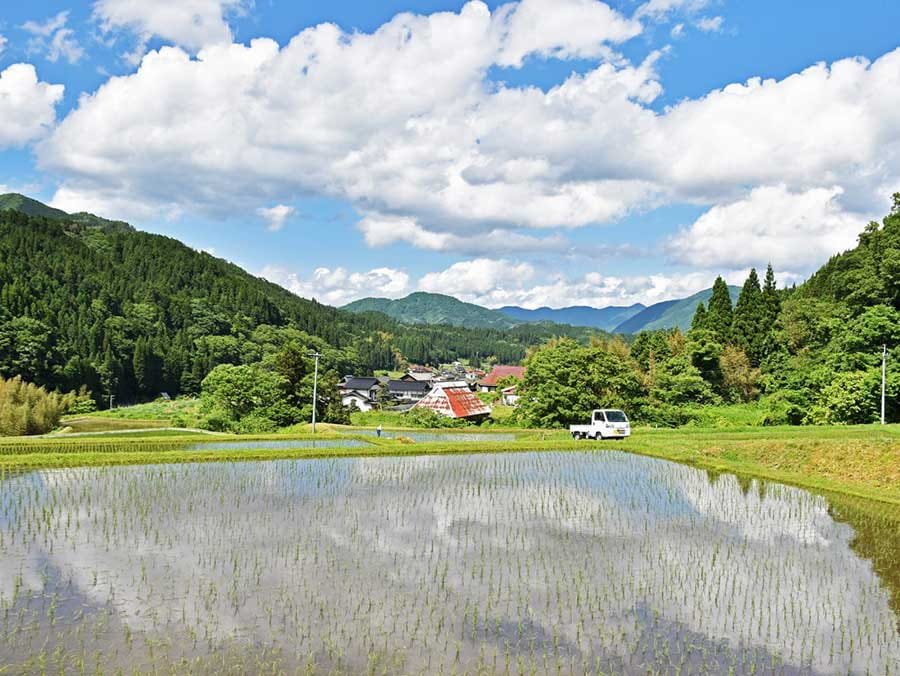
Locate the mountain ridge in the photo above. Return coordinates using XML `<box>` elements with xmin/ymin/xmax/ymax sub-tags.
<box><xmin>497</xmin><ymin>303</ymin><xmax>645</xmax><ymax>332</ymax></box>
<box><xmin>343</xmin><ymin>292</ymin><xmax>520</xmax><ymax>329</ymax></box>
<box><xmin>345</xmin><ymin>288</ymin><xmax>742</xmax><ymax>334</ymax></box>
<box><xmin>0</xmin><ymin>193</ymin><xmax>135</xmax><ymax>235</ymax></box>
<box><xmin>613</xmin><ymin>286</ymin><xmax>741</xmax><ymax>333</ymax></box>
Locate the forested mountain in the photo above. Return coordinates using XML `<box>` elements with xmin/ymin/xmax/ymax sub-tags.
<box><xmin>497</xmin><ymin>303</ymin><xmax>645</xmax><ymax>331</ymax></box>
<box><xmin>0</xmin><ymin>198</ymin><xmax>607</xmax><ymax>405</ymax></box>
<box><xmin>613</xmin><ymin>286</ymin><xmax>740</xmax><ymax>334</ymax></box>
<box><xmin>344</xmin><ymin>292</ymin><xmax>519</xmax><ymax>329</ymax></box>
<box><xmin>0</xmin><ymin>193</ymin><xmax>134</xmax><ymax>234</ymax></box>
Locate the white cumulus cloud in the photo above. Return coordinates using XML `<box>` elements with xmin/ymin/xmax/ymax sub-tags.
<box><xmin>494</xmin><ymin>0</ymin><xmax>641</xmax><ymax>67</ymax></box>
<box><xmin>256</xmin><ymin>204</ymin><xmax>294</xmax><ymax>231</ymax></box>
<box><xmin>417</xmin><ymin>259</ymin><xmax>738</xmax><ymax>309</ymax></box>
<box><xmin>418</xmin><ymin>259</ymin><xmax>537</xmax><ymax>300</ymax></box>
<box><xmin>30</xmin><ymin>1</ymin><xmax>900</xmax><ymax>272</ymax></box>
<box><xmin>93</xmin><ymin>0</ymin><xmax>247</xmax><ymax>54</ymax></box>
<box><xmin>0</xmin><ymin>64</ymin><xmax>64</xmax><ymax>148</ymax></box>
<box><xmin>667</xmin><ymin>185</ymin><xmax>866</xmax><ymax>272</ymax></box>
<box><xmin>261</xmin><ymin>265</ymin><xmax>410</xmax><ymax>307</ymax></box>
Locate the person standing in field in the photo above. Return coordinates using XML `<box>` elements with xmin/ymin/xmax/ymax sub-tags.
<box><xmin>376</xmin><ymin>424</ymin><xmax>383</xmax><ymax>438</ymax></box>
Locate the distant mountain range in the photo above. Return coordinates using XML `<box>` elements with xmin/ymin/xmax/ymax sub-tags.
<box><xmin>344</xmin><ymin>286</ymin><xmax>742</xmax><ymax>334</ymax></box>
<box><xmin>496</xmin><ymin>304</ymin><xmax>645</xmax><ymax>332</ymax></box>
<box><xmin>614</xmin><ymin>286</ymin><xmax>741</xmax><ymax>333</ymax></box>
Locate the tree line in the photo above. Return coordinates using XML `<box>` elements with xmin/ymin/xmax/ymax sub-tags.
<box><xmin>517</xmin><ymin>195</ymin><xmax>900</xmax><ymax>427</ymax></box>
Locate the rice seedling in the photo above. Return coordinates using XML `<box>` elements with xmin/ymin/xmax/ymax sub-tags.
<box><xmin>0</xmin><ymin>451</ymin><xmax>897</xmax><ymax>673</ymax></box>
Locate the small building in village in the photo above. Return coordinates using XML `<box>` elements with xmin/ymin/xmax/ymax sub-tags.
<box><xmin>340</xmin><ymin>376</ymin><xmax>380</xmax><ymax>412</ymax></box>
<box><xmin>478</xmin><ymin>365</ymin><xmax>526</xmax><ymax>393</ymax></box>
<box><xmin>401</xmin><ymin>366</ymin><xmax>436</xmax><ymax>383</ymax></box>
<box><xmin>413</xmin><ymin>385</ymin><xmax>491</xmax><ymax>421</ymax></box>
<box><xmin>387</xmin><ymin>379</ymin><xmax>431</xmax><ymax>402</ymax></box>
<box><xmin>500</xmin><ymin>385</ymin><xmax>520</xmax><ymax>407</ymax></box>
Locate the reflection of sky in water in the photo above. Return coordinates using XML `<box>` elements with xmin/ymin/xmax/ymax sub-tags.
<box><xmin>185</xmin><ymin>439</ymin><xmax>372</xmax><ymax>450</ymax></box>
<box><xmin>344</xmin><ymin>430</ymin><xmax>517</xmax><ymax>442</ymax></box>
<box><xmin>0</xmin><ymin>452</ymin><xmax>898</xmax><ymax>674</ymax></box>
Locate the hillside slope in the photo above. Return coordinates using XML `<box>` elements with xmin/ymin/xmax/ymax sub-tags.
<box><xmin>344</xmin><ymin>292</ymin><xmax>519</xmax><ymax>329</ymax></box>
<box><xmin>614</xmin><ymin>286</ymin><xmax>741</xmax><ymax>333</ymax></box>
<box><xmin>0</xmin><ymin>198</ymin><xmax>609</xmax><ymax>402</ymax></box>
<box><xmin>0</xmin><ymin>193</ymin><xmax>134</xmax><ymax>234</ymax></box>
<box><xmin>497</xmin><ymin>303</ymin><xmax>645</xmax><ymax>331</ymax></box>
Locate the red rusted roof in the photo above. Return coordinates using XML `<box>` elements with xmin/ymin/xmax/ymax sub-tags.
<box><xmin>414</xmin><ymin>386</ymin><xmax>491</xmax><ymax>418</ymax></box>
<box><xmin>479</xmin><ymin>365</ymin><xmax>526</xmax><ymax>387</ymax></box>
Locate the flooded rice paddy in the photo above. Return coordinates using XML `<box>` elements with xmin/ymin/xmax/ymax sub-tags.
<box><xmin>344</xmin><ymin>430</ymin><xmax>518</xmax><ymax>443</ymax></box>
<box><xmin>186</xmin><ymin>439</ymin><xmax>373</xmax><ymax>451</ymax></box>
<box><xmin>1</xmin><ymin>451</ymin><xmax>898</xmax><ymax>674</ymax></box>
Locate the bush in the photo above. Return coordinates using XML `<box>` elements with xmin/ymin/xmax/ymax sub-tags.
<box><xmin>404</xmin><ymin>407</ymin><xmax>473</xmax><ymax>429</ymax></box>
<box><xmin>0</xmin><ymin>376</ymin><xmax>73</xmax><ymax>436</ymax></box>
<box><xmin>760</xmin><ymin>390</ymin><xmax>808</xmax><ymax>426</ymax></box>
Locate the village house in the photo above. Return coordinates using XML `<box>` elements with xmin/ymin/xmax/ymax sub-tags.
<box><xmin>413</xmin><ymin>384</ymin><xmax>491</xmax><ymax>421</ymax></box>
<box><xmin>339</xmin><ymin>376</ymin><xmax>380</xmax><ymax>412</ymax></box>
<box><xmin>478</xmin><ymin>365</ymin><xmax>526</xmax><ymax>393</ymax></box>
<box><xmin>501</xmin><ymin>385</ymin><xmax>520</xmax><ymax>407</ymax></box>
<box><xmin>387</xmin><ymin>379</ymin><xmax>431</xmax><ymax>402</ymax></box>
<box><xmin>400</xmin><ymin>366</ymin><xmax>436</xmax><ymax>383</ymax></box>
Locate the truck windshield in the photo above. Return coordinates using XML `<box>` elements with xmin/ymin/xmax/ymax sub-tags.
<box><xmin>604</xmin><ymin>410</ymin><xmax>628</xmax><ymax>423</ymax></box>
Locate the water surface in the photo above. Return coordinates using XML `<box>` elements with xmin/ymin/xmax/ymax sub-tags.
<box><xmin>345</xmin><ymin>429</ymin><xmax>517</xmax><ymax>442</ymax></box>
<box><xmin>1</xmin><ymin>451</ymin><xmax>897</xmax><ymax>674</ymax></box>
<box><xmin>186</xmin><ymin>439</ymin><xmax>372</xmax><ymax>450</ymax></box>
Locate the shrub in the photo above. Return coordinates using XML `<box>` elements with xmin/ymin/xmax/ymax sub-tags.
<box><xmin>0</xmin><ymin>376</ymin><xmax>75</xmax><ymax>436</ymax></box>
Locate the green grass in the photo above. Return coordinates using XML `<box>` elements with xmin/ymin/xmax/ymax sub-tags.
<box><xmin>75</xmin><ymin>398</ymin><xmax>203</xmax><ymax>425</ymax></box>
<box><xmin>678</xmin><ymin>402</ymin><xmax>767</xmax><ymax>427</ymax></box>
<box><xmin>53</xmin><ymin>429</ymin><xmax>217</xmax><ymax>439</ymax></box>
<box><xmin>60</xmin><ymin>417</ymin><xmax>173</xmax><ymax>433</ymax></box>
<box><xmin>1</xmin><ymin>424</ymin><xmax>898</xmax><ymax>506</ymax></box>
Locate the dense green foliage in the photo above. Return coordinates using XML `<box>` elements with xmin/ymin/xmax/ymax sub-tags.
<box><xmin>0</xmin><ymin>376</ymin><xmax>92</xmax><ymax>436</ymax></box>
<box><xmin>517</xmin><ymin>195</ymin><xmax>900</xmax><ymax>427</ymax></box>
<box><xmin>0</xmin><ymin>203</ymin><xmax>605</xmax><ymax>408</ymax></box>
<box><xmin>344</xmin><ymin>291</ymin><xmax>519</xmax><ymax>329</ymax></box>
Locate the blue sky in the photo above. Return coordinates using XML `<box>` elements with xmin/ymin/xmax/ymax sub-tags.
<box><xmin>1</xmin><ymin>0</ymin><xmax>899</xmax><ymax>309</ymax></box>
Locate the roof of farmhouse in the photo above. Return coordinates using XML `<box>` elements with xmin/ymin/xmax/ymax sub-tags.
<box><xmin>479</xmin><ymin>365</ymin><xmax>526</xmax><ymax>387</ymax></box>
<box><xmin>388</xmin><ymin>379</ymin><xmax>430</xmax><ymax>392</ymax></box>
<box><xmin>415</xmin><ymin>386</ymin><xmax>491</xmax><ymax>419</ymax></box>
<box><xmin>343</xmin><ymin>377</ymin><xmax>379</xmax><ymax>390</ymax></box>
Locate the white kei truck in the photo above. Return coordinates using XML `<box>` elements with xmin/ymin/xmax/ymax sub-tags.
<box><xmin>569</xmin><ymin>409</ymin><xmax>631</xmax><ymax>440</ymax></box>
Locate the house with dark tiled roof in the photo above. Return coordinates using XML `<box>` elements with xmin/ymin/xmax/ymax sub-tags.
<box><xmin>478</xmin><ymin>365</ymin><xmax>526</xmax><ymax>393</ymax></box>
<box><xmin>340</xmin><ymin>376</ymin><xmax>380</xmax><ymax>412</ymax></box>
<box><xmin>387</xmin><ymin>379</ymin><xmax>431</xmax><ymax>402</ymax></box>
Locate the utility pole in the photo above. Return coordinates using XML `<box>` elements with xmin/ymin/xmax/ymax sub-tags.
<box><xmin>882</xmin><ymin>344</ymin><xmax>887</xmax><ymax>425</ymax></box>
<box><xmin>308</xmin><ymin>351</ymin><xmax>322</xmax><ymax>433</ymax></box>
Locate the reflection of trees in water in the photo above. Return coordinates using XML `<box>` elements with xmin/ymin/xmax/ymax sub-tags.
<box><xmin>0</xmin><ymin>454</ymin><xmax>898</xmax><ymax>673</ymax></box>
<box><xmin>827</xmin><ymin>493</ymin><xmax>900</xmax><ymax>636</ymax></box>
<box><xmin>704</xmin><ymin>465</ymin><xmax>900</xmax><ymax>637</ymax></box>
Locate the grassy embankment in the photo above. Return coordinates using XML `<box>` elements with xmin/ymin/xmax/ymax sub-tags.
<box><xmin>1</xmin><ymin>419</ymin><xmax>898</xmax><ymax>506</ymax></box>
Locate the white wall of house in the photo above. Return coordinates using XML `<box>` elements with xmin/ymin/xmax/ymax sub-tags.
<box><xmin>342</xmin><ymin>393</ymin><xmax>375</xmax><ymax>412</ymax></box>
